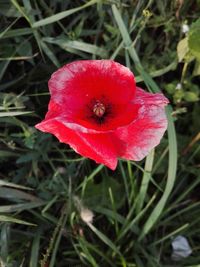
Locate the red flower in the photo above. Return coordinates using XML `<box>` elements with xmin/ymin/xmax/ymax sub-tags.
<box><xmin>35</xmin><ymin>60</ymin><xmax>169</xmax><ymax>170</ymax></box>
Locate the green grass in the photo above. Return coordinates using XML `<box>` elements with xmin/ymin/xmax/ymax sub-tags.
<box><xmin>0</xmin><ymin>0</ymin><xmax>200</xmax><ymax>266</ymax></box>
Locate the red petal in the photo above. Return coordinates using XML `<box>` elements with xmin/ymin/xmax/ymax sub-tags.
<box><xmin>42</xmin><ymin>101</ymin><xmax>142</xmax><ymax>133</ymax></box>
<box><xmin>135</xmin><ymin>87</ymin><xmax>169</xmax><ymax>106</ymax></box>
<box><xmin>112</xmin><ymin>88</ymin><xmax>168</xmax><ymax>161</ymax></box>
<box><xmin>48</xmin><ymin>60</ymin><xmax>135</xmax><ymax>108</ymax></box>
<box><xmin>46</xmin><ymin>60</ymin><xmax>136</xmax><ymax>133</ymax></box>
<box><xmin>43</xmin><ymin>95</ymin><xmax>142</xmax><ymax>133</ymax></box>
<box><xmin>44</xmin><ymin>100</ymin><xmax>62</xmax><ymax>120</ymax></box>
<box><xmin>35</xmin><ymin>119</ymin><xmax>118</xmax><ymax>170</ymax></box>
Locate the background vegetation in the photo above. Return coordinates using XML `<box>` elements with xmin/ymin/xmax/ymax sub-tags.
<box><xmin>0</xmin><ymin>0</ymin><xmax>200</xmax><ymax>266</ymax></box>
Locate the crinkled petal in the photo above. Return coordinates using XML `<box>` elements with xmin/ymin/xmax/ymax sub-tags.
<box><xmin>113</xmin><ymin>89</ymin><xmax>168</xmax><ymax>161</ymax></box>
<box><xmin>135</xmin><ymin>87</ymin><xmax>169</xmax><ymax>106</ymax></box>
<box><xmin>35</xmin><ymin>119</ymin><xmax>118</xmax><ymax>170</ymax></box>
<box><xmin>48</xmin><ymin>60</ymin><xmax>136</xmax><ymax>109</ymax></box>
<box><xmin>44</xmin><ymin>60</ymin><xmax>137</xmax><ymax>132</ymax></box>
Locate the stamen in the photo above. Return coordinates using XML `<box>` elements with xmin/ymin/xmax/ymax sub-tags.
<box><xmin>93</xmin><ymin>101</ymin><xmax>106</xmax><ymax>117</ymax></box>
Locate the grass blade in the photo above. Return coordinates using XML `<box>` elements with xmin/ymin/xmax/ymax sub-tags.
<box><xmin>136</xmin><ymin>149</ymin><xmax>155</xmax><ymax>213</ymax></box>
<box><xmin>139</xmin><ymin>107</ymin><xmax>177</xmax><ymax>239</ymax></box>
<box><xmin>32</xmin><ymin>0</ymin><xmax>100</xmax><ymax>28</ymax></box>
<box><xmin>0</xmin><ymin>111</ymin><xmax>32</xmax><ymax>117</ymax></box>
<box><xmin>0</xmin><ymin>215</ymin><xmax>36</xmax><ymax>226</ymax></box>
<box><xmin>112</xmin><ymin>4</ymin><xmax>178</xmax><ymax>239</ymax></box>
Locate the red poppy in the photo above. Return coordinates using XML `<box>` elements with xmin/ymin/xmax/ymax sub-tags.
<box><xmin>35</xmin><ymin>60</ymin><xmax>169</xmax><ymax>170</ymax></box>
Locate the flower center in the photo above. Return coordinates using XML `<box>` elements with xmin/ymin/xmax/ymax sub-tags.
<box><xmin>93</xmin><ymin>101</ymin><xmax>106</xmax><ymax>118</ymax></box>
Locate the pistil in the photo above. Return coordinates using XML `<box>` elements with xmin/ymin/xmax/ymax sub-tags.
<box><xmin>93</xmin><ymin>101</ymin><xmax>106</xmax><ymax>117</ymax></box>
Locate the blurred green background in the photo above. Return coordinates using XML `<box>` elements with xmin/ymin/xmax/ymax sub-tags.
<box><xmin>0</xmin><ymin>1</ymin><xmax>200</xmax><ymax>266</ymax></box>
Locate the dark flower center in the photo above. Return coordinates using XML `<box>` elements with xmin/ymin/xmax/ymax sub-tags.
<box><xmin>93</xmin><ymin>101</ymin><xmax>106</xmax><ymax>118</ymax></box>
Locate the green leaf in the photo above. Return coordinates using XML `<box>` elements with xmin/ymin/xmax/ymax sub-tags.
<box><xmin>193</xmin><ymin>60</ymin><xmax>200</xmax><ymax>76</ymax></box>
<box><xmin>112</xmin><ymin>5</ymin><xmax>177</xmax><ymax>239</ymax></box>
<box><xmin>188</xmin><ymin>19</ymin><xmax>200</xmax><ymax>61</ymax></box>
<box><xmin>0</xmin><ymin>202</ymin><xmax>45</xmax><ymax>213</ymax></box>
<box><xmin>43</xmin><ymin>37</ymin><xmax>107</xmax><ymax>58</ymax></box>
<box><xmin>0</xmin><ymin>28</ymin><xmax>32</xmax><ymax>39</ymax></box>
<box><xmin>16</xmin><ymin>151</ymin><xmax>39</xmax><ymax>163</ymax></box>
<box><xmin>177</xmin><ymin>37</ymin><xmax>189</xmax><ymax>62</ymax></box>
<box><xmin>30</xmin><ymin>229</ymin><xmax>41</xmax><ymax>267</ymax></box>
<box><xmin>40</xmin><ymin>41</ymin><xmax>60</xmax><ymax>68</ymax></box>
<box><xmin>83</xmin><ymin>176</ymin><xmax>124</xmax><ymax>209</ymax></box>
<box><xmin>188</xmin><ymin>31</ymin><xmax>200</xmax><ymax>61</ymax></box>
<box><xmin>0</xmin><ymin>150</ymin><xmax>19</xmax><ymax>158</ymax></box>
<box><xmin>0</xmin><ymin>187</ymin><xmax>41</xmax><ymax>202</ymax></box>
<box><xmin>139</xmin><ymin>107</ymin><xmax>177</xmax><ymax>240</ymax></box>
<box><xmin>87</xmin><ymin>222</ymin><xmax>122</xmax><ymax>257</ymax></box>
<box><xmin>136</xmin><ymin>149</ymin><xmax>155</xmax><ymax>213</ymax></box>
<box><xmin>32</xmin><ymin>0</ymin><xmax>100</xmax><ymax>28</ymax></box>
<box><xmin>184</xmin><ymin>91</ymin><xmax>199</xmax><ymax>102</ymax></box>
<box><xmin>0</xmin><ymin>111</ymin><xmax>32</xmax><ymax>117</ymax></box>
<box><xmin>0</xmin><ymin>1</ymin><xmax>21</xmax><ymax>17</ymax></box>
<box><xmin>0</xmin><ymin>215</ymin><xmax>36</xmax><ymax>225</ymax></box>
<box><xmin>0</xmin><ymin>179</ymin><xmax>32</xmax><ymax>190</ymax></box>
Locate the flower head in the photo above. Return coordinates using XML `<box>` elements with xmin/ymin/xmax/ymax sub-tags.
<box><xmin>35</xmin><ymin>60</ymin><xmax>169</xmax><ymax>170</ymax></box>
